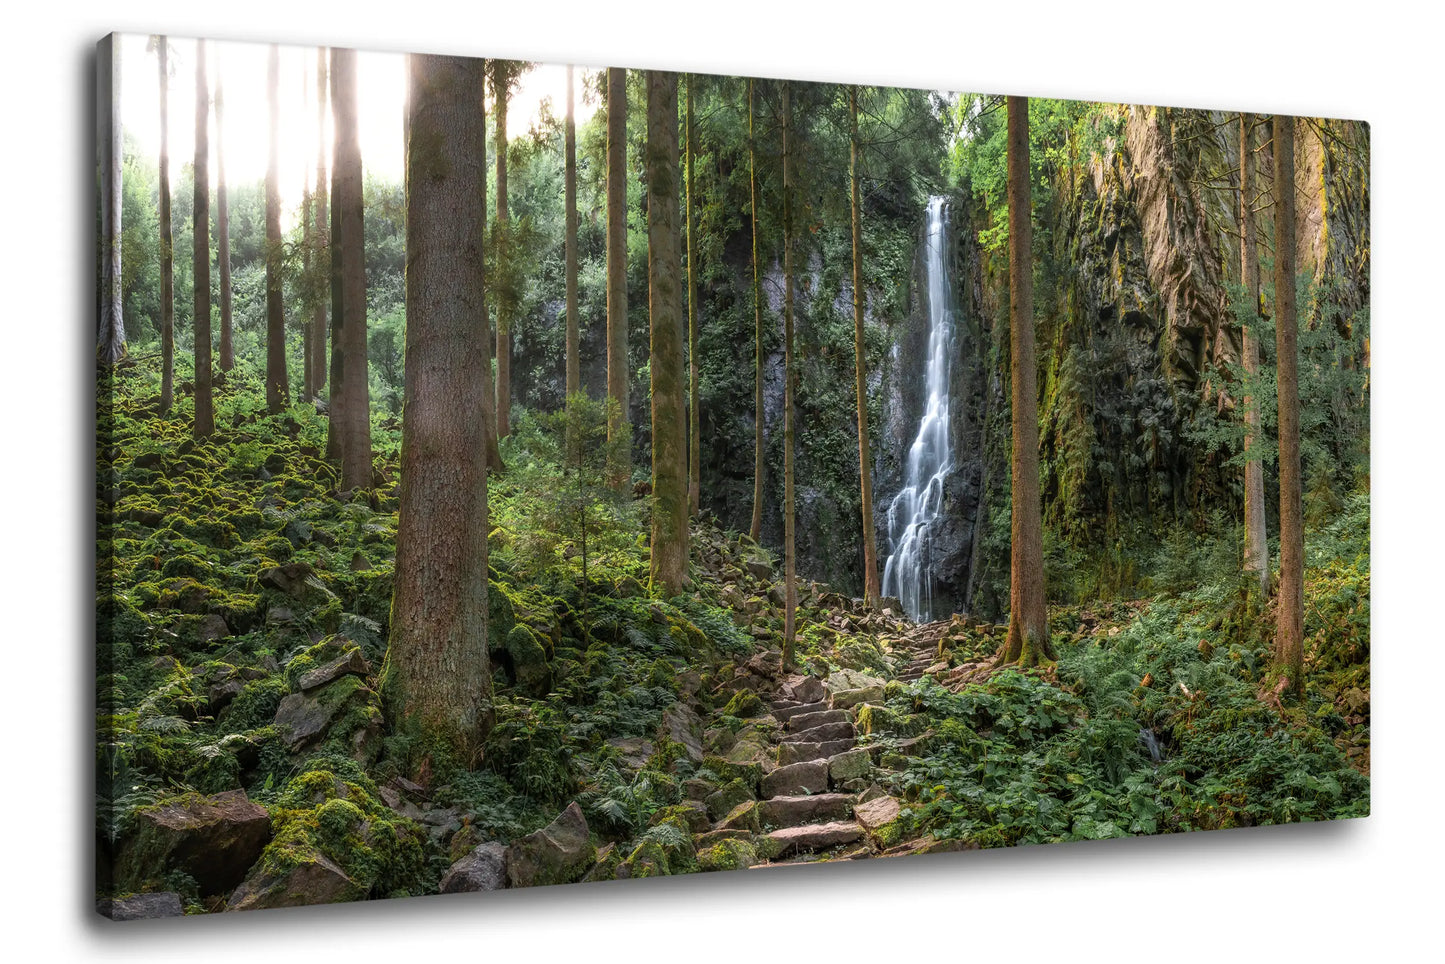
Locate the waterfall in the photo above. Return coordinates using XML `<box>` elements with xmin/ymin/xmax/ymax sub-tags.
<box><xmin>882</xmin><ymin>197</ymin><xmax>955</xmax><ymax>622</ymax></box>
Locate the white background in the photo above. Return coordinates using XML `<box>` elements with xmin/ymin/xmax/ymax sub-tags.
<box><xmin>3</xmin><ymin>0</ymin><xmax>1437</xmax><ymax>959</ymax></box>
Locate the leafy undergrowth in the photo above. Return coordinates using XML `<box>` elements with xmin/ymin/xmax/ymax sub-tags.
<box><xmin>870</xmin><ymin>495</ymin><xmax>1370</xmax><ymax>846</ymax></box>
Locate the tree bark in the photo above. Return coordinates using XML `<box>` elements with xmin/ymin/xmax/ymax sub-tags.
<box><xmin>156</xmin><ymin>37</ymin><xmax>174</xmax><ymax>413</ymax></box>
<box><xmin>646</xmin><ymin>70</ymin><xmax>688</xmax><ymax>597</ymax></box>
<box><xmin>1239</xmin><ymin>113</ymin><xmax>1269</xmax><ymax>596</ymax></box>
<box><xmin>264</xmin><ymin>44</ymin><xmax>289</xmax><ymax>415</ymax></box>
<box><xmin>605</xmin><ymin>66</ymin><xmax>630</xmax><ymax>483</ymax></box>
<box><xmin>311</xmin><ymin>48</ymin><xmax>328</xmax><ymax>396</ymax></box>
<box><xmin>329</xmin><ymin>47</ymin><xmax>371</xmax><ymax>490</ymax></box>
<box><xmin>748</xmin><ymin>78</ymin><xmax>765</xmax><ymax>543</ymax></box>
<box><xmin>850</xmin><ymin>86</ymin><xmax>881</xmax><ymax>608</ymax></box>
<box><xmin>781</xmin><ymin>82</ymin><xmax>797</xmax><ymax>665</ymax></box>
<box><xmin>686</xmin><ymin>74</ymin><xmax>701</xmax><ymax>517</ymax></box>
<box><xmin>193</xmin><ymin>41</ymin><xmax>214</xmax><ymax>440</ymax></box>
<box><xmin>216</xmin><ymin>66</ymin><xmax>234</xmax><ymax>374</ymax></box>
<box><xmin>301</xmin><ymin>63</ymin><xmax>313</xmax><ymax>402</ymax></box>
<box><xmin>493</xmin><ymin>61</ymin><xmax>512</xmax><ymax>439</ymax></box>
<box><xmin>1273</xmin><ymin>113</ymin><xmax>1305</xmax><ymax>699</ymax></box>
<box><xmin>385</xmin><ymin>52</ymin><xmax>494</xmax><ymax>755</ymax></box>
<box><xmin>97</xmin><ymin>35</ymin><xmax>125</xmax><ymax>366</ymax></box>
<box><xmin>998</xmin><ymin>95</ymin><xmax>1052</xmax><ymax>667</ymax></box>
<box><xmin>477</xmin><ymin>63</ymin><xmax>504</xmax><ymax>475</ymax></box>
<box><xmin>565</xmin><ymin>64</ymin><xmax>580</xmax><ymax>400</ymax></box>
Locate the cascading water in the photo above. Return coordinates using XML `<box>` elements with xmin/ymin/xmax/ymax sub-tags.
<box><xmin>882</xmin><ymin>197</ymin><xmax>955</xmax><ymax>623</ymax></box>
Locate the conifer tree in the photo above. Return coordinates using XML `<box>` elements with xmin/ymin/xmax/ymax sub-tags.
<box><xmin>1239</xmin><ymin>112</ymin><xmax>1269</xmax><ymax>596</ymax></box>
<box><xmin>193</xmin><ymin>41</ymin><xmax>214</xmax><ymax>440</ymax></box>
<box><xmin>264</xmin><ymin>44</ymin><xmax>289</xmax><ymax>415</ymax></box>
<box><xmin>155</xmin><ymin>36</ymin><xmax>174</xmax><ymax>414</ymax></box>
<box><xmin>1274</xmin><ymin>113</ymin><xmax>1305</xmax><ymax>698</ymax></box>
<box><xmin>216</xmin><ymin>63</ymin><xmax>234</xmax><ymax>374</ymax></box>
<box><xmin>850</xmin><ymin>85</ymin><xmax>881</xmax><ymax>607</ymax></box>
<box><xmin>606</xmin><ymin>67</ymin><xmax>630</xmax><ymax>483</ymax></box>
<box><xmin>748</xmin><ymin>78</ymin><xmax>766</xmax><ymax>542</ymax></box>
<box><xmin>565</xmin><ymin>64</ymin><xmax>580</xmax><ymax>399</ymax></box>
<box><xmin>781</xmin><ymin>81</ymin><xmax>797</xmax><ymax>664</ymax></box>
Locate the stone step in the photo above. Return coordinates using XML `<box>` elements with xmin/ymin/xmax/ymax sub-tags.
<box><xmin>761</xmin><ymin>759</ymin><xmax>829</xmax><ymax>798</ymax></box>
<box><xmin>778</xmin><ymin>738</ymin><xmax>856</xmax><ymax>766</ymax></box>
<box><xmin>781</xmin><ymin>720</ymin><xmax>856</xmax><ymax>744</ymax></box>
<box><xmin>758</xmin><ymin>793</ymin><xmax>855</xmax><ymax>828</ymax></box>
<box><xmin>765</xmin><ymin>821</ymin><xmax>864</xmax><ymax>855</ymax></box>
<box><xmin>769</xmin><ymin>700</ymin><xmax>829</xmax><ymax>724</ymax></box>
<box><xmin>784</xmin><ymin>708</ymin><xmax>850</xmax><ymax>732</ymax></box>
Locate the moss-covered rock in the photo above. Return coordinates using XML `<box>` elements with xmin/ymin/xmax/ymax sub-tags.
<box><xmin>114</xmin><ymin>789</ymin><xmax>272</xmax><ymax>897</ymax></box>
<box><xmin>696</xmin><ymin>837</ymin><xmax>758</xmax><ymax>872</ymax></box>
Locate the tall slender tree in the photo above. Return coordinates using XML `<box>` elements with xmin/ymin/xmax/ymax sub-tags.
<box><xmin>216</xmin><ymin>61</ymin><xmax>234</xmax><ymax>373</ymax></box>
<box><xmin>301</xmin><ymin>63</ymin><xmax>314</xmax><ymax>402</ymax></box>
<box><xmin>492</xmin><ymin>60</ymin><xmax>513</xmax><ymax>439</ymax></box>
<box><xmin>1239</xmin><ymin>112</ymin><xmax>1269</xmax><ymax>596</ymax></box>
<box><xmin>328</xmin><ymin>47</ymin><xmax>372</xmax><ymax>490</ymax></box>
<box><xmin>1274</xmin><ymin>113</ymin><xmax>1304</xmax><ymax>698</ymax></box>
<box><xmin>647</xmin><ymin>70</ymin><xmax>688</xmax><ymax>596</ymax></box>
<box><xmin>384</xmin><ymin>52</ymin><xmax>494</xmax><ymax>754</ymax></box>
<box><xmin>849</xmin><ymin>85</ymin><xmax>881</xmax><ymax>607</ymax></box>
<box><xmin>97</xmin><ymin>35</ymin><xmax>125</xmax><ymax>366</ymax></box>
<box><xmin>311</xmin><ymin>48</ymin><xmax>329</xmax><ymax>396</ymax></box>
<box><xmin>748</xmin><ymin>78</ymin><xmax>765</xmax><ymax>542</ymax></box>
<box><xmin>264</xmin><ymin>44</ymin><xmax>289</xmax><ymax>415</ymax></box>
<box><xmin>564</xmin><ymin>64</ymin><xmax>580</xmax><ymax>399</ymax></box>
<box><xmin>781</xmin><ymin>81</ymin><xmax>797</xmax><ymax>665</ymax></box>
<box><xmin>605</xmin><ymin>66</ymin><xmax>630</xmax><ymax>482</ymax></box>
<box><xmin>998</xmin><ymin>95</ymin><xmax>1052</xmax><ymax>667</ymax></box>
<box><xmin>685</xmin><ymin>74</ymin><xmax>701</xmax><ymax>517</ymax></box>
<box><xmin>477</xmin><ymin>62</ymin><xmax>505</xmax><ymax>475</ymax></box>
<box><xmin>155</xmin><ymin>36</ymin><xmax>174</xmax><ymax>414</ymax></box>
<box><xmin>193</xmin><ymin>40</ymin><xmax>214</xmax><ymax>440</ymax></box>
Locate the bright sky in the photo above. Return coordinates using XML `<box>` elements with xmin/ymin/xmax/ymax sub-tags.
<box><xmin>117</xmin><ymin>34</ymin><xmax>601</xmax><ymax>223</ymax></box>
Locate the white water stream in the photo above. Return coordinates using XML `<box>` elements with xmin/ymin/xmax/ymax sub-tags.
<box><xmin>881</xmin><ymin>197</ymin><xmax>955</xmax><ymax>622</ymax></box>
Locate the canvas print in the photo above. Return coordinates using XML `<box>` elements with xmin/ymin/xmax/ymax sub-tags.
<box><xmin>95</xmin><ymin>31</ymin><xmax>1370</xmax><ymax>920</ymax></box>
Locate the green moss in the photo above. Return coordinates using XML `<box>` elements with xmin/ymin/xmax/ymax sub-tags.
<box><xmin>721</xmin><ymin>690</ymin><xmax>764</xmax><ymax>719</ymax></box>
<box><xmin>696</xmin><ymin>838</ymin><xmax>757</xmax><ymax>872</ymax></box>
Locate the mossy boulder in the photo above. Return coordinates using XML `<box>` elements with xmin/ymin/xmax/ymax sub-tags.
<box><xmin>696</xmin><ymin>838</ymin><xmax>758</xmax><ymax>872</ymax></box>
<box><xmin>704</xmin><ymin>779</ymin><xmax>754</xmax><ymax>822</ymax></box>
<box><xmin>505</xmin><ymin>624</ymin><xmax>551</xmax><ymax>696</ymax></box>
<box><xmin>721</xmin><ymin>689</ymin><xmax>765</xmax><ymax>718</ymax></box>
<box><xmin>273</xmin><ymin>674</ymin><xmax>382</xmax><ymax>759</ymax></box>
<box><xmin>114</xmin><ymin>789</ymin><xmax>271</xmax><ymax>897</ymax></box>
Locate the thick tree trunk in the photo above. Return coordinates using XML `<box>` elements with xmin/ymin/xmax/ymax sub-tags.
<box><xmin>192</xmin><ymin>42</ymin><xmax>214</xmax><ymax>440</ymax></box>
<box><xmin>97</xmin><ymin>36</ymin><xmax>125</xmax><ymax>366</ymax></box>
<box><xmin>329</xmin><ymin>47</ymin><xmax>372</xmax><ymax>490</ymax></box>
<box><xmin>605</xmin><ymin>67</ymin><xmax>630</xmax><ymax>483</ymax></box>
<box><xmin>217</xmin><ymin>71</ymin><xmax>234</xmax><ymax>374</ymax></box>
<box><xmin>493</xmin><ymin>61</ymin><xmax>512</xmax><ymax>439</ymax></box>
<box><xmin>385</xmin><ymin>52</ymin><xmax>494</xmax><ymax>754</ymax></box>
<box><xmin>850</xmin><ymin>86</ymin><xmax>881</xmax><ymax>608</ymax></box>
<box><xmin>646</xmin><ymin>70</ymin><xmax>688</xmax><ymax>597</ymax></box>
<box><xmin>311</xmin><ymin>49</ymin><xmax>328</xmax><ymax>396</ymax></box>
<box><xmin>565</xmin><ymin>65</ymin><xmax>580</xmax><ymax>400</ymax></box>
<box><xmin>156</xmin><ymin>37</ymin><xmax>174</xmax><ymax>413</ymax></box>
<box><xmin>781</xmin><ymin>82</ymin><xmax>797</xmax><ymax>665</ymax></box>
<box><xmin>264</xmin><ymin>45</ymin><xmax>289</xmax><ymax>415</ymax></box>
<box><xmin>1239</xmin><ymin>113</ymin><xmax>1269</xmax><ymax>596</ymax></box>
<box><xmin>686</xmin><ymin>75</ymin><xmax>701</xmax><ymax>517</ymax></box>
<box><xmin>748</xmin><ymin>78</ymin><xmax>765</xmax><ymax>543</ymax></box>
<box><xmin>999</xmin><ymin>95</ymin><xmax>1052</xmax><ymax>667</ymax></box>
<box><xmin>1274</xmin><ymin>113</ymin><xmax>1305</xmax><ymax>699</ymax></box>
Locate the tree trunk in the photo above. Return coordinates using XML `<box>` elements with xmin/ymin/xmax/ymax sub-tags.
<box><xmin>686</xmin><ymin>74</ymin><xmax>701</xmax><ymax>517</ymax></box>
<box><xmin>493</xmin><ymin>61</ymin><xmax>512</xmax><ymax>439</ymax></box>
<box><xmin>384</xmin><ymin>52</ymin><xmax>494</xmax><ymax>755</ymax></box>
<box><xmin>748</xmin><ymin>78</ymin><xmax>765</xmax><ymax>543</ymax></box>
<box><xmin>97</xmin><ymin>35</ymin><xmax>125</xmax><ymax>366</ymax></box>
<box><xmin>998</xmin><ymin>95</ymin><xmax>1052</xmax><ymax>667</ymax></box>
<box><xmin>217</xmin><ymin>67</ymin><xmax>234</xmax><ymax>374</ymax></box>
<box><xmin>565</xmin><ymin>65</ymin><xmax>580</xmax><ymax>400</ymax></box>
<box><xmin>1239</xmin><ymin>112</ymin><xmax>1269</xmax><ymax>597</ymax></box>
<box><xmin>646</xmin><ymin>70</ymin><xmax>688</xmax><ymax>597</ymax></box>
<box><xmin>781</xmin><ymin>82</ymin><xmax>797</xmax><ymax>666</ymax></box>
<box><xmin>605</xmin><ymin>67</ymin><xmax>630</xmax><ymax>484</ymax></box>
<box><xmin>477</xmin><ymin>63</ymin><xmax>504</xmax><ymax>475</ymax></box>
<box><xmin>156</xmin><ymin>37</ymin><xmax>174</xmax><ymax>413</ymax></box>
<box><xmin>1274</xmin><ymin>113</ymin><xmax>1305</xmax><ymax>699</ymax></box>
<box><xmin>850</xmin><ymin>86</ymin><xmax>881</xmax><ymax>608</ymax></box>
<box><xmin>301</xmin><ymin>63</ymin><xmax>313</xmax><ymax>402</ymax></box>
<box><xmin>329</xmin><ymin>47</ymin><xmax>372</xmax><ymax>490</ymax></box>
<box><xmin>264</xmin><ymin>45</ymin><xmax>289</xmax><ymax>415</ymax></box>
<box><xmin>311</xmin><ymin>48</ymin><xmax>328</xmax><ymax>396</ymax></box>
<box><xmin>193</xmin><ymin>41</ymin><xmax>214</xmax><ymax>440</ymax></box>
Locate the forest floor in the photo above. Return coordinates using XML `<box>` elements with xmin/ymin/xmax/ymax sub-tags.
<box><xmin>96</xmin><ymin>364</ymin><xmax>1370</xmax><ymax>918</ymax></box>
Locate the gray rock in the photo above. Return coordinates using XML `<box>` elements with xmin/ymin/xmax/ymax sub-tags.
<box><xmin>227</xmin><ymin>852</ymin><xmax>363</xmax><ymax>911</ymax></box>
<box><xmin>657</xmin><ymin>703</ymin><xmax>705</xmax><ymax>764</ymax></box>
<box><xmin>777</xmin><ymin>739</ymin><xmax>856</xmax><ymax>766</ymax></box>
<box><xmin>757</xmin><ymin>793</ymin><xmax>855</xmax><ymax>828</ymax></box>
<box><xmin>780</xmin><ymin>675</ymin><xmax>825</xmax><ymax>704</ymax></box>
<box><xmin>828</xmin><ymin>748</ymin><xmax>873</xmax><ymax>783</ymax></box>
<box><xmin>854</xmin><ymin>795</ymin><xmax>902</xmax><ymax>833</ymax></box>
<box><xmin>782</xmin><ymin>720</ymin><xmax>856</xmax><ymax>744</ymax></box>
<box><xmin>505</xmin><ymin>802</ymin><xmax>595</xmax><ymax>888</ymax></box>
<box><xmin>761</xmin><ymin>760</ymin><xmax>829</xmax><ymax>798</ymax></box>
<box><xmin>785</xmin><ymin>708</ymin><xmax>848</xmax><ymax>732</ymax></box>
<box><xmin>97</xmin><ymin>892</ymin><xmax>184</xmax><ymax>921</ymax></box>
<box><xmin>439</xmin><ymin>842</ymin><xmax>507</xmax><ymax>894</ymax></box>
<box><xmin>830</xmin><ymin>686</ymin><xmax>885</xmax><ymax>710</ymax></box>
<box><xmin>297</xmin><ymin>648</ymin><xmax>371</xmax><ymax>692</ymax></box>
<box><xmin>607</xmin><ymin>737</ymin><xmax>656</xmax><ymax>770</ymax></box>
<box><xmin>765</xmin><ymin>821</ymin><xmax>864</xmax><ymax>855</ymax></box>
<box><xmin>118</xmin><ymin>790</ymin><xmax>271</xmax><ymax>897</ymax></box>
<box><xmin>704</xmin><ymin>780</ymin><xmax>754</xmax><ymax>822</ymax></box>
